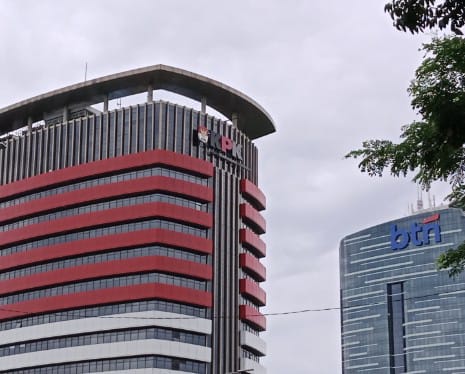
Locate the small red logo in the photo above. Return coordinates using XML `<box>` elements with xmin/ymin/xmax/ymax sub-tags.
<box><xmin>422</xmin><ymin>213</ymin><xmax>440</xmax><ymax>224</ymax></box>
<box><xmin>197</xmin><ymin>126</ymin><xmax>209</xmax><ymax>144</ymax></box>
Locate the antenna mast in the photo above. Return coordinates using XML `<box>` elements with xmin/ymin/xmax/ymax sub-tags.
<box><xmin>417</xmin><ymin>185</ymin><xmax>424</xmax><ymax>211</ymax></box>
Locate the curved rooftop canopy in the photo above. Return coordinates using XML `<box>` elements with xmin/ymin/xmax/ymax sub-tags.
<box><xmin>0</xmin><ymin>64</ymin><xmax>275</xmax><ymax>140</ymax></box>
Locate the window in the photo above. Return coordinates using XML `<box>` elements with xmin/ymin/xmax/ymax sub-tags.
<box><xmin>388</xmin><ymin>282</ymin><xmax>406</xmax><ymax>373</ymax></box>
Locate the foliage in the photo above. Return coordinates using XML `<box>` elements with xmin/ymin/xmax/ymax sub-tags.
<box><xmin>437</xmin><ymin>242</ymin><xmax>465</xmax><ymax>276</ymax></box>
<box><xmin>346</xmin><ymin>36</ymin><xmax>465</xmax><ymax>275</ymax></box>
<box><xmin>347</xmin><ymin>36</ymin><xmax>465</xmax><ymax>188</ymax></box>
<box><xmin>385</xmin><ymin>0</ymin><xmax>465</xmax><ymax>34</ymax></box>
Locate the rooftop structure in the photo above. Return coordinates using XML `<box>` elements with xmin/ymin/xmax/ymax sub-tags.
<box><xmin>0</xmin><ymin>64</ymin><xmax>275</xmax><ymax>140</ymax></box>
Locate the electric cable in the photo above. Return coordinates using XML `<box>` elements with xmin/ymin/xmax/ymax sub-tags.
<box><xmin>0</xmin><ymin>282</ymin><xmax>462</xmax><ymax>321</ymax></box>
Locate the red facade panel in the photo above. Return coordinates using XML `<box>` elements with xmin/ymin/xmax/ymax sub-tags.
<box><xmin>0</xmin><ymin>283</ymin><xmax>212</xmax><ymax>320</ymax></box>
<box><xmin>239</xmin><ymin>253</ymin><xmax>266</xmax><ymax>282</ymax></box>
<box><xmin>240</xmin><ymin>179</ymin><xmax>266</xmax><ymax>211</ymax></box>
<box><xmin>240</xmin><ymin>203</ymin><xmax>266</xmax><ymax>234</ymax></box>
<box><xmin>0</xmin><ymin>203</ymin><xmax>212</xmax><ymax>247</ymax></box>
<box><xmin>239</xmin><ymin>304</ymin><xmax>266</xmax><ymax>331</ymax></box>
<box><xmin>239</xmin><ymin>278</ymin><xmax>266</xmax><ymax>306</ymax></box>
<box><xmin>0</xmin><ymin>229</ymin><xmax>213</xmax><ymax>272</ymax></box>
<box><xmin>0</xmin><ymin>150</ymin><xmax>214</xmax><ymax>200</ymax></box>
<box><xmin>0</xmin><ymin>257</ymin><xmax>212</xmax><ymax>295</ymax></box>
<box><xmin>0</xmin><ymin>176</ymin><xmax>213</xmax><ymax>223</ymax></box>
<box><xmin>239</xmin><ymin>229</ymin><xmax>266</xmax><ymax>258</ymax></box>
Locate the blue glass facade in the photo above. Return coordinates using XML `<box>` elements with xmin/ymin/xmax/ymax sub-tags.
<box><xmin>340</xmin><ymin>207</ymin><xmax>465</xmax><ymax>373</ymax></box>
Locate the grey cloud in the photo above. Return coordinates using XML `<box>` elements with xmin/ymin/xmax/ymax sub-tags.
<box><xmin>0</xmin><ymin>1</ymin><xmax>446</xmax><ymax>372</ymax></box>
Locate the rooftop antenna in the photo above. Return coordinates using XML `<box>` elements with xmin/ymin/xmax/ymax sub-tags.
<box><xmin>117</xmin><ymin>98</ymin><xmax>122</xmax><ymax>110</ymax></box>
<box><xmin>417</xmin><ymin>185</ymin><xmax>424</xmax><ymax>211</ymax></box>
<box><xmin>84</xmin><ymin>62</ymin><xmax>88</xmax><ymax>82</ymax></box>
<box><xmin>428</xmin><ymin>190</ymin><xmax>432</xmax><ymax>209</ymax></box>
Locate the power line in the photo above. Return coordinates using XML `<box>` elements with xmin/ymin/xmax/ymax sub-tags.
<box><xmin>0</xmin><ymin>284</ymin><xmax>463</xmax><ymax>322</ymax></box>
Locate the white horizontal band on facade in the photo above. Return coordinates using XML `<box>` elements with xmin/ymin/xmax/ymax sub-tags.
<box><xmin>407</xmin><ymin>306</ymin><xmax>440</xmax><ymax>313</ymax></box>
<box><xmin>344</xmin><ymin>343</ymin><xmax>377</xmax><ymax>351</ymax></box>
<box><xmin>341</xmin><ymin>341</ymin><xmax>360</xmax><ymax>348</ymax></box>
<box><xmin>342</xmin><ymin>290</ymin><xmax>383</xmax><ymax>301</ymax></box>
<box><xmin>0</xmin><ymin>340</ymin><xmax>211</xmax><ymax>371</ymax></box>
<box><xmin>413</xmin><ymin>354</ymin><xmax>455</xmax><ymax>361</ymax></box>
<box><xmin>343</xmin><ymin>304</ymin><xmax>375</xmax><ymax>312</ymax></box>
<box><xmin>359</xmin><ymin>240</ymin><xmax>390</xmax><ymax>251</ymax></box>
<box><xmin>345</xmin><ymin>362</ymin><xmax>378</xmax><ymax>369</ymax></box>
<box><xmin>443</xmin><ymin>366</ymin><xmax>465</xmax><ymax>371</ymax></box>
<box><xmin>403</xmin><ymin>319</ymin><xmax>433</xmax><ymax>326</ymax></box>
<box><xmin>349</xmin><ymin>245</ymin><xmax>392</xmax><ymax>258</ymax></box>
<box><xmin>350</xmin><ymin>242</ymin><xmax>455</xmax><ymax>264</ymax></box>
<box><xmin>351</xmin><ymin>228</ymin><xmax>459</xmax><ymax>255</ymax></box>
<box><xmin>240</xmin><ymin>357</ymin><xmax>266</xmax><ymax>374</ymax></box>
<box><xmin>343</xmin><ymin>309</ymin><xmax>370</xmax><ymax>317</ymax></box>
<box><xmin>343</xmin><ymin>314</ymin><xmax>381</xmax><ymax>323</ymax></box>
<box><xmin>364</xmin><ymin>269</ymin><xmax>438</xmax><ymax>285</ymax></box>
<box><xmin>96</xmin><ymin>370</ymin><xmax>194</xmax><ymax>374</ymax></box>
<box><xmin>0</xmin><ymin>310</ymin><xmax>211</xmax><ymax>346</ymax></box>
<box><xmin>404</xmin><ymin>341</ymin><xmax>455</xmax><ymax>350</ymax></box>
<box><xmin>343</xmin><ymin>353</ymin><xmax>389</xmax><ymax>364</ymax></box>
<box><xmin>341</xmin><ymin>327</ymin><xmax>374</xmax><ymax>336</ymax></box>
<box><xmin>349</xmin><ymin>352</ymin><xmax>368</xmax><ymax>358</ymax></box>
<box><xmin>240</xmin><ymin>331</ymin><xmax>266</xmax><ymax>356</ymax></box>
<box><xmin>344</xmin><ymin>261</ymin><xmax>413</xmax><ymax>276</ymax></box>
<box><xmin>404</xmin><ymin>330</ymin><xmax>441</xmax><ymax>338</ymax></box>
<box><xmin>343</xmin><ymin>234</ymin><xmax>371</xmax><ymax>244</ymax></box>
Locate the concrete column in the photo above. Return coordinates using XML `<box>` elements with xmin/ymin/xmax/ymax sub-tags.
<box><xmin>201</xmin><ymin>97</ymin><xmax>207</xmax><ymax>113</ymax></box>
<box><xmin>63</xmin><ymin>107</ymin><xmax>68</xmax><ymax>123</ymax></box>
<box><xmin>103</xmin><ymin>95</ymin><xmax>109</xmax><ymax>112</ymax></box>
<box><xmin>147</xmin><ymin>84</ymin><xmax>153</xmax><ymax>103</ymax></box>
<box><xmin>27</xmin><ymin>117</ymin><xmax>33</xmax><ymax>132</ymax></box>
<box><xmin>232</xmin><ymin>113</ymin><xmax>239</xmax><ymax>127</ymax></box>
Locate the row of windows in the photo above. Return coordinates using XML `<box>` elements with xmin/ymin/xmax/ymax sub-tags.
<box><xmin>1</xmin><ymin>272</ymin><xmax>210</xmax><ymax>305</ymax></box>
<box><xmin>241</xmin><ymin>195</ymin><xmax>263</xmax><ymax>214</ymax></box>
<box><xmin>240</xmin><ymin>268</ymin><xmax>262</xmax><ymax>284</ymax></box>
<box><xmin>0</xmin><ymin>326</ymin><xmax>209</xmax><ymax>357</ymax></box>
<box><xmin>1</xmin><ymin>219</ymin><xmax>209</xmax><ymax>256</ymax></box>
<box><xmin>0</xmin><ymin>164</ymin><xmax>209</xmax><ymax>210</ymax></box>
<box><xmin>0</xmin><ymin>192</ymin><xmax>207</xmax><ymax>232</ymax></box>
<box><xmin>241</xmin><ymin>322</ymin><xmax>260</xmax><ymax>336</ymax></box>
<box><xmin>241</xmin><ymin>218</ymin><xmax>263</xmax><ymax>239</ymax></box>
<box><xmin>0</xmin><ymin>300</ymin><xmax>209</xmax><ymax>332</ymax></box>
<box><xmin>0</xmin><ymin>355</ymin><xmax>208</xmax><ymax>374</ymax></box>
<box><xmin>240</xmin><ymin>277</ymin><xmax>263</xmax><ymax>310</ymax></box>
<box><xmin>241</xmin><ymin>347</ymin><xmax>260</xmax><ymax>362</ymax></box>
<box><xmin>0</xmin><ymin>245</ymin><xmax>209</xmax><ymax>281</ymax></box>
<box><xmin>240</xmin><ymin>296</ymin><xmax>260</xmax><ymax>309</ymax></box>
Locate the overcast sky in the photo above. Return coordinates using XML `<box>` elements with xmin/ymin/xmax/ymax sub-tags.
<box><xmin>0</xmin><ymin>1</ymin><xmax>450</xmax><ymax>373</ymax></box>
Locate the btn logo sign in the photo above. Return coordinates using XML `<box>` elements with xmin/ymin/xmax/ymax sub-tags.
<box><xmin>196</xmin><ymin>126</ymin><xmax>243</xmax><ymax>160</ymax></box>
<box><xmin>390</xmin><ymin>213</ymin><xmax>441</xmax><ymax>250</ymax></box>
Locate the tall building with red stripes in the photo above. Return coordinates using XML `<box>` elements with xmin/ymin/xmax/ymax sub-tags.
<box><xmin>0</xmin><ymin>65</ymin><xmax>274</xmax><ymax>374</ymax></box>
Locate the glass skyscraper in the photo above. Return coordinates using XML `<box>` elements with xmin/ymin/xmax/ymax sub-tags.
<box><xmin>340</xmin><ymin>206</ymin><xmax>465</xmax><ymax>373</ymax></box>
